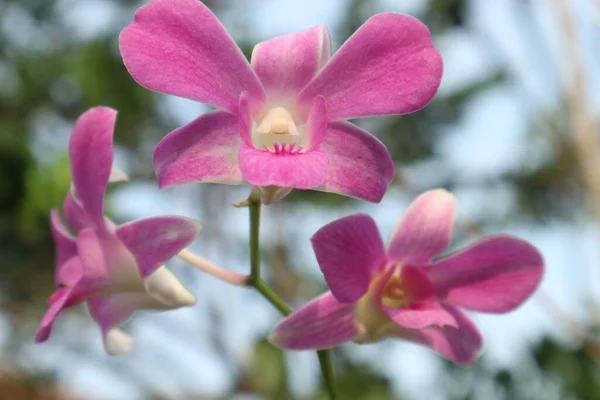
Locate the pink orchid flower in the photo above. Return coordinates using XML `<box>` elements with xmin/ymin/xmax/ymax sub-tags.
<box><xmin>120</xmin><ymin>0</ymin><xmax>443</xmax><ymax>204</ymax></box>
<box><xmin>36</xmin><ymin>107</ymin><xmax>202</xmax><ymax>354</ymax></box>
<box><xmin>269</xmin><ymin>190</ymin><xmax>544</xmax><ymax>365</ymax></box>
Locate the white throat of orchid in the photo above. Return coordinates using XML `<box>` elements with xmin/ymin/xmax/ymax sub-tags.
<box><xmin>253</xmin><ymin>106</ymin><xmax>306</xmax><ymax>154</ymax></box>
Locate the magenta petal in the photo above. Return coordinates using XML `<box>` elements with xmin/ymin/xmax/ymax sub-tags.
<box><xmin>116</xmin><ymin>216</ymin><xmax>202</xmax><ymax>278</ymax></box>
<box><xmin>69</xmin><ymin>107</ymin><xmax>116</xmax><ymax>225</ymax></box>
<box><xmin>239</xmin><ymin>145</ymin><xmax>327</xmax><ymax>189</ymax></box>
<box><xmin>87</xmin><ymin>293</ymin><xmax>161</xmax><ymax>355</ymax></box>
<box><xmin>396</xmin><ymin>305</ymin><xmax>482</xmax><ymax>365</ymax></box>
<box><xmin>50</xmin><ymin>209</ymin><xmax>77</xmax><ymax>281</ymax></box>
<box><xmin>311</xmin><ymin>214</ymin><xmax>386</xmax><ymax>303</ymax></box>
<box><xmin>35</xmin><ymin>289</ymin><xmax>72</xmax><ymax>343</ymax></box>
<box><xmin>63</xmin><ymin>193</ymin><xmax>91</xmax><ymax>232</ymax></box>
<box><xmin>387</xmin><ymin>189</ymin><xmax>456</xmax><ymax>264</ymax></box>
<box><xmin>305</xmin><ymin>95</ymin><xmax>327</xmax><ymax>150</ymax></box>
<box><xmin>251</xmin><ymin>25</ymin><xmax>330</xmax><ymax>100</ymax></box>
<box><xmin>384</xmin><ymin>302</ymin><xmax>461</xmax><ymax>330</ymax></box>
<box><xmin>120</xmin><ymin>0</ymin><xmax>266</xmax><ymax>113</ymax></box>
<box><xmin>297</xmin><ymin>13</ymin><xmax>443</xmax><ymax>120</ymax></box>
<box><xmin>423</xmin><ymin>236</ymin><xmax>544</xmax><ymax>313</ymax></box>
<box><xmin>154</xmin><ymin>111</ymin><xmax>244</xmax><ymax>188</ymax></box>
<box><xmin>268</xmin><ymin>292</ymin><xmax>363</xmax><ymax>350</ymax></box>
<box><xmin>318</xmin><ymin>122</ymin><xmax>394</xmax><ymax>203</ymax></box>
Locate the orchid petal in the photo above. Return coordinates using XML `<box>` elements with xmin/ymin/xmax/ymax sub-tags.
<box><xmin>423</xmin><ymin>236</ymin><xmax>544</xmax><ymax>312</ymax></box>
<box><xmin>297</xmin><ymin>13</ymin><xmax>442</xmax><ymax>121</ymax></box>
<box><xmin>143</xmin><ymin>266</ymin><xmax>196</xmax><ymax>307</ymax></box>
<box><xmin>154</xmin><ymin>111</ymin><xmax>244</xmax><ymax>188</ymax></box>
<box><xmin>387</xmin><ymin>189</ymin><xmax>455</xmax><ymax>264</ymax></box>
<box><xmin>69</xmin><ymin>107</ymin><xmax>116</xmax><ymax>226</ymax></box>
<box><xmin>391</xmin><ymin>305</ymin><xmax>482</xmax><ymax>365</ymax></box>
<box><xmin>119</xmin><ymin>0</ymin><xmax>266</xmax><ymax>113</ymax></box>
<box><xmin>311</xmin><ymin>214</ymin><xmax>386</xmax><ymax>303</ymax></box>
<box><xmin>76</xmin><ymin>228</ymin><xmax>140</xmax><ymax>293</ymax></box>
<box><xmin>305</xmin><ymin>95</ymin><xmax>327</xmax><ymax>150</ymax></box>
<box><xmin>318</xmin><ymin>122</ymin><xmax>394</xmax><ymax>203</ymax></box>
<box><xmin>35</xmin><ymin>288</ymin><xmax>72</xmax><ymax>343</ymax></box>
<box><xmin>116</xmin><ymin>216</ymin><xmax>201</xmax><ymax>278</ymax></box>
<box><xmin>109</xmin><ymin>167</ymin><xmax>129</xmax><ymax>183</ymax></box>
<box><xmin>87</xmin><ymin>293</ymin><xmax>165</xmax><ymax>355</ymax></box>
<box><xmin>63</xmin><ymin>193</ymin><xmax>91</xmax><ymax>232</ymax></box>
<box><xmin>36</xmin><ymin>258</ymin><xmax>85</xmax><ymax>343</ymax></box>
<box><xmin>50</xmin><ymin>209</ymin><xmax>77</xmax><ymax>285</ymax></box>
<box><xmin>268</xmin><ymin>292</ymin><xmax>363</xmax><ymax>350</ymax></box>
<box><xmin>251</xmin><ymin>25</ymin><xmax>330</xmax><ymax>100</ymax></box>
<box><xmin>239</xmin><ymin>146</ymin><xmax>327</xmax><ymax>189</ymax></box>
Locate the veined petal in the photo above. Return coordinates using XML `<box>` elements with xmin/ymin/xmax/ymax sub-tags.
<box><xmin>251</xmin><ymin>25</ymin><xmax>331</xmax><ymax>100</ymax></box>
<box><xmin>305</xmin><ymin>95</ymin><xmax>327</xmax><ymax>150</ymax></box>
<box><xmin>311</xmin><ymin>214</ymin><xmax>386</xmax><ymax>303</ymax></box>
<box><xmin>69</xmin><ymin>107</ymin><xmax>116</xmax><ymax>225</ymax></box>
<box><xmin>297</xmin><ymin>13</ymin><xmax>443</xmax><ymax>121</ymax></box>
<box><xmin>119</xmin><ymin>0</ymin><xmax>266</xmax><ymax>113</ymax></box>
<box><xmin>143</xmin><ymin>266</ymin><xmax>196</xmax><ymax>307</ymax></box>
<box><xmin>387</xmin><ymin>189</ymin><xmax>455</xmax><ymax>265</ymax></box>
<box><xmin>390</xmin><ymin>305</ymin><xmax>482</xmax><ymax>365</ymax></box>
<box><xmin>423</xmin><ymin>236</ymin><xmax>544</xmax><ymax>313</ymax></box>
<box><xmin>239</xmin><ymin>145</ymin><xmax>327</xmax><ymax>189</ymax></box>
<box><xmin>50</xmin><ymin>209</ymin><xmax>77</xmax><ymax>284</ymax></box>
<box><xmin>115</xmin><ymin>216</ymin><xmax>202</xmax><ymax>278</ymax></box>
<box><xmin>154</xmin><ymin>111</ymin><xmax>244</xmax><ymax>188</ymax></box>
<box><xmin>87</xmin><ymin>293</ymin><xmax>167</xmax><ymax>355</ymax></box>
<box><xmin>318</xmin><ymin>122</ymin><xmax>394</xmax><ymax>203</ymax></box>
<box><xmin>268</xmin><ymin>292</ymin><xmax>363</xmax><ymax>350</ymax></box>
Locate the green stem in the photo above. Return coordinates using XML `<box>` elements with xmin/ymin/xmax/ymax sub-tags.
<box><xmin>249</xmin><ymin>198</ymin><xmax>261</xmax><ymax>282</ymax></box>
<box><xmin>250</xmin><ymin>278</ymin><xmax>292</xmax><ymax>315</ymax></box>
<box><xmin>246</xmin><ymin>194</ymin><xmax>337</xmax><ymax>400</ymax></box>
<box><xmin>318</xmin><ymin>350</ymin><xmax>338</xmax><ymax>400</ymax></box>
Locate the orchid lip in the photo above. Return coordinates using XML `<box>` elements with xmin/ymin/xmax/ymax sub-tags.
<box><xmin>252</xmin><ymin>105</ymin><xmax>307</xmax><ymax>153</ymax></box>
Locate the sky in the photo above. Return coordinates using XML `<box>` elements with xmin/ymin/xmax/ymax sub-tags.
<box><xmin>14</xmin><ymin>0</ymin><xmax>600</xmax><ymax>399</ymax></box>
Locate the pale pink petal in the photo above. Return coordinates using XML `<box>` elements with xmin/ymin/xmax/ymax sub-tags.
<box><xmin>115</xmin><ymin>216</ymin><xmax>202</xmax><ymax>278</ymax></box>
<box><xmin>239</xmin><ymin>146</ymin><xmax>327</xmax><ymax>189</ymax></box>
<box><xmin>311</xmin><ymin>214</ymin><xmax>386</xmax><ymax>303</ymax></box>
<box><xmin>297</xmin><ymin>13</ymin><xmax>443</xmax><ymax>121</ymax></box>
<box><xmin>423</xmin><ymin>236</ymin><xmax>544</xmax><ymax>313</ymax></box>
<box><xmin>154</xmin><ymin>111</ymin><xmax>244</xmax><ymax>188</ymax></box>
<box><xmin>76</xmin><ymin>228</ymin><xmax>140</xmax><ymax>293</ymax></box>
<box><xmin>392</xmin><ymin>305</ymin><xmax>482</xmax><ymax>365</ymax></box>
<box><xmin>87</xmin><ymin>293</ymin><xmax>164</xmax><ymax>355</ymax></box>
<box><xmin>119</xmin><ymin>0</ymin><xmax>266</xmax><ymax>113</ymax></box>
<box><xmin>387</xmin><ymin>189</ymin><xmax>456</xmax><ymax>264</ymax></box>
<box><xmin>50</xmin><ymin>209</ymin><xmax>77</xmax><ymax>284</ymax></box>
<box><xmin>268</xmin><ymin>292</ymin><xmax>363</xmax><ymax>350</ymax></box>
<box><xmin>317</xmin><ymin>122</ymin><xmax>394</xmax><ymax>203</ymax></box>
<box><xmin>251</xmin><ymin>25</ymin><xmax>330</xmax><ymax>100</ymax></box>
<box><xmin>109</xmin><ymin>167</ymin><xmax>129</xmax><ymax>183</ymax></box>
<box><xmin>69</xmin><ymin>107</ymin><xmax>116</xmax><ymax>225</ymax></box>
<box><xmin>384</xmin><ymin>302</ymin><xmax>460</xmax><ymax>330</ymax></box>
<box><xmin>63</xmin><ymin>193</ymin><xmax>91</xmax><ymax>232</ymax></box>
<box><xmin>143</xmin><ymin>266</ymin><xmax>196</xmax><ymax>307</ymax></box>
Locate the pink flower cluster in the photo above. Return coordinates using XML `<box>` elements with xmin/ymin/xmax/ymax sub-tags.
<box><xmin>37</xmin><ymin>0</ymin><xmax>544</xmax><ymax>364</ymax></box>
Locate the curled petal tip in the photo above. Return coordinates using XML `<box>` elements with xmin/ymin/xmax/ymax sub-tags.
<box><xmin>104</xmin><ymin>328</ymin><xmax>136</xmax><ymax>355</ymax></box>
